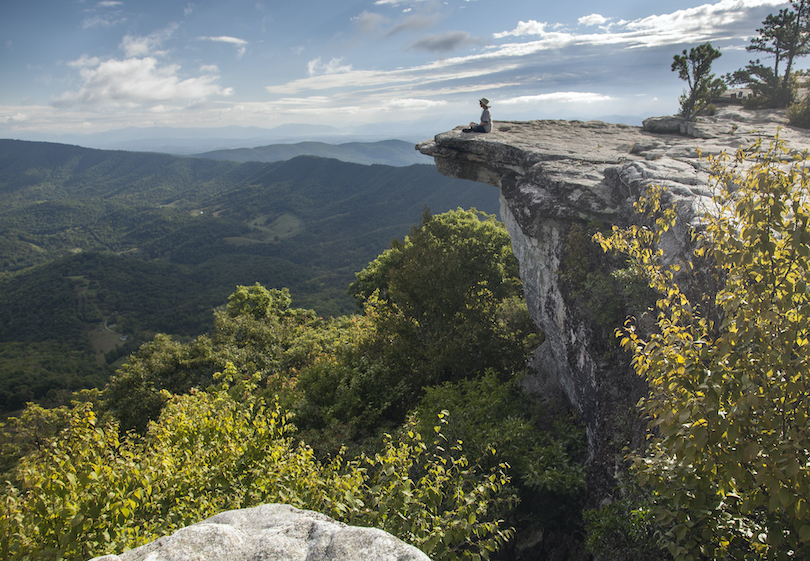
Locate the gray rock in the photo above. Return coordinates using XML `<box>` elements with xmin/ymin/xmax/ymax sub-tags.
<box><xmin>89</xmin><ymin>504</ymin><xmax>430</xmax><ymax>561</ymax></box>
<box><xmin>417</xmin><ymin>107</ymin><xmax>810</xmax><ymax>506</ymax></box>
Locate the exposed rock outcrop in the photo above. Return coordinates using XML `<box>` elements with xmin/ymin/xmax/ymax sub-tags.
<box><xmin>89</xmin><ymin>504</ymin><xmax>430</xmax><ymax>561</ymax></box>
<box><xmin>417</xmin><ymin>107</ymin><xmax>810</xmax><ymax>503</ymax></box>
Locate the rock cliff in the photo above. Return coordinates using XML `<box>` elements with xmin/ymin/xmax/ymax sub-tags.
<box><xmin>89</xmin><ymin>504</ymin><xmax>430</xmax><ymax>561</ymax></box>
<box><xmin>417</xmin><ymin>107</ymin><xmax>810</xmax><ymax>502</ymax></box>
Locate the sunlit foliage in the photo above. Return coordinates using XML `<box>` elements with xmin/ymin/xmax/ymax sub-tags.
<box><xmin>596</xmin><ymin>137</ymin><xmax>810</xmax><ymax>559</ymax></box>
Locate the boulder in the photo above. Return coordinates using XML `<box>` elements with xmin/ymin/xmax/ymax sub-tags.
<box><xmin>89</xmin><ymin>504</ymin><xmax>430</xmax><ymax>561</ymax></box>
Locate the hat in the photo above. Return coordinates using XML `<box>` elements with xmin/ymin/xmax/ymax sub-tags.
<box><xmin>479</xmin><ymin>98</ymin><xmax>490</xmax><ymax>106</ymax></box>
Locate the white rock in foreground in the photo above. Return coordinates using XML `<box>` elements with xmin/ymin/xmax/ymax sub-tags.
<box><xmin>89</xmin><ymin>504</ymin><xmax>430</xmax><ymax>561</ymax></box>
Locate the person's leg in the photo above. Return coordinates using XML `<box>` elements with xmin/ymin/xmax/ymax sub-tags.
<box><xmin>473</xmin><ymin>125</ymin><xmax>486</xmax><ymax>132</ymax></box>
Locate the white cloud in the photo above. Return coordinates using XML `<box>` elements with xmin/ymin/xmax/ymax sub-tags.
<box><xmin>307</xmin><ymin>57</ymin><xmax>353</xmax><ymax>77</ymax></box>
<box><xmin>184</xmin><ymin>3</ymin><xmax>195</xmax><ymax>16</ymax></box>
<box><xmin>200</xmin><ymin>36</ymin><xmax>248</xmax><ymax>46</ymax></box>
<box><xmin>82</xmin><ymin>14</ymin><xmax>126</xmax><ymax>29</ymax></box>
<box><xmin>0</xmin><ymin>113</ymin><xmax>29</xmax><ymax>123</ymax></box>
<box><xmin>121</xmin><ymin>24</ymin><xmax>178</xmax><ymax>57</ymax></box>
<box><xmin>374</xmin><ymin>0</ymin><xmax>429</xmax><ymax>4</ymax></box>
<box><xmin>53</xmin><ymin>56</ymin><xmax>233</xmax><ymax>108</ymax></box>
<box><xmin>493</xmin><ymin>20</ymin><xmax>547</xmax><ymax>39</ymax></box>
<box><xmin>97</xmin><ymin>1</ymin><xmax>123</xmax><ymax>7</ymax></box>
<box><xmin>495</xmin><ymin>0</ymin><xmax>787</xmax><ymax>46</ymax></box>
<box><xmin>500</xmin><ymin>92</ymin><xmax>613</xmax><ymax>104</ymax></box>
<box><xmin>385</xmin><ymin>98</ymin><xmax>448</xmax><ymax>108</ymax></box>
<box><xmin>578</xmin><ymin>14</ymin><xmax>607</xmax><ymax>26</ymax></box>
<box><xmin>199</xmin><ymin>36</ymin><xmax>248</xmax><ymax>58</ymax></box>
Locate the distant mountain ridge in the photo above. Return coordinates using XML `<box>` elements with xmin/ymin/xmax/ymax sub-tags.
<box><xmin>194</xmin><ymin>140</ymin><xmax>432</xmax><ymax>167</ymax></box>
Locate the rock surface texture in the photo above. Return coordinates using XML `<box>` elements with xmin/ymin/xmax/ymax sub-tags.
<box><xmin>89</xmin><ymin>504</ymin><xmax>430</xmax><ymax>561</ymax></box>
<box><xmin>417</xmin><ymin>107</ymin><xmax>810</xmax><ymax>502</ymax></box>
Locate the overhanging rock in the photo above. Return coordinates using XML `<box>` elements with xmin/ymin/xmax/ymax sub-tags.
<box><xmin>417</xmin><ymin>108</ymin><xmax>810</xmax><ymax>493</ymax></box>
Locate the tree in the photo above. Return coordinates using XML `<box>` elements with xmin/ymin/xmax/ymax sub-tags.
<box><xmin>671</xmin><ymin>42</ymin><xmax>726</xmax><ymax>121</ymax></box>
<box><xmin>596</xmin><ymin>137</ymin><xmax>810</xmax><ymax>559</ymax></box>
<box><xmin>727</xmin><ymin>0</ymin><xmax>810</xmax><ymax>107</ymax></box>
<box><xmin>345</xmin><ymin>208</ymin><xmax>539</xmax><ymax>418</ymax></box>
<box><xmin>105</xmin><ymin>284</ymin><xmax>324</xmax><ymax>433</ymax></box>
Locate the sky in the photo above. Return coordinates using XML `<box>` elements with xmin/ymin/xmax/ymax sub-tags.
<box><xmin>0</xmin><ymin>0</ymin><xmax>801</xmax><ymax>140</ymax></box>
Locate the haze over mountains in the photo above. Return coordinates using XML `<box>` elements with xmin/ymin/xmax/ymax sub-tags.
<box><xmin>5</xmin><ymin>112</ymin><xmax>645</xmax><ymax>156</ymax></box>
<box><xmin>195</xmin><ymin>140</ymin><xmax>432</xmax><ymax>166</ymax></box>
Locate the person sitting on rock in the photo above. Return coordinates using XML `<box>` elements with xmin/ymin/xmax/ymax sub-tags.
<box><xmin>464</xmin><ymin>98</ymin><xmax>492</xmax><ymax>133</ymax></box>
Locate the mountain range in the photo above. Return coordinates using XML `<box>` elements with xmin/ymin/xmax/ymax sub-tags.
<box><xmin>0</xmin><ymin>138</ymin><xmax>500</xmax><ymax>412</ymax></box>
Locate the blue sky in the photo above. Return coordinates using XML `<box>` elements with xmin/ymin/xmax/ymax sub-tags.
<box><xmin>0</xmin><ymin>0</ymin><xmax>798</xmax><ymax>139</ymax></box>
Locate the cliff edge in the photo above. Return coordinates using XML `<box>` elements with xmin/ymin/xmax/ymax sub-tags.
<box><xmin>417</xmin><ymin>107</ymin><xmax>810</xmax><ymax>502</ymax></box>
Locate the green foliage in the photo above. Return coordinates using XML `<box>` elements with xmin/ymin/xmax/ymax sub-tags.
<box><xmin>1</xmin><ymin>365</ymin><xmax>515</xmax><ymax>561</ymax></box>
<box><xmin>559</xmin><ymin>222</ymin><xmax>654</xmax><ymax>346</ymax></box>
<box><xmin>350</xmin><ymin>208</ymin><xmax>537</xmax><ymax>393</ymax></box>
<box><xmin>726</xmin><ymin>1</ymin><xmax>810</xmax><ymax>108</ymax></box>
<box><xmin>671</xmin><ymin>43</ymin><xmax>726</xmax><ymax>121</ymax></box>
<box><xmin>596</xmin><ymin>137</ymin><xmax>810</xmax><ymax>559</ymax></box>
<box><xmin>416</xmin><ymin>374</ymin><xmax>585</xmax><ymax>497</ymax></box>
<box><xmin>584</xmin><ymin>497</ymin><xmax>669</xmax><ymax>561</ymax></box>
<box><xmin>786</xmin><ymin>91</ymin><xmax>810</xmax><ymax>127</ymax></box>
<box><xmin>352</xmin><ymin>412</ymin><xmax>516</xmax><ymax>561</ymax></box>
<box><xmin>105</xmin><ymin>284</ymin><xmax>327</xmax><ymax>432</ymax></box>
<box><xmin>0</xmin><ymin>341</ymin><xmax>109</xmax><ymax>413</ymax></box>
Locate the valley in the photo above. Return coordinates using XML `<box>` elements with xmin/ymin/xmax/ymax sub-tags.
<box><xmin>0</xmin><ymin>139</ymin><xmax>500</xmax><ymax>413</ymax></box>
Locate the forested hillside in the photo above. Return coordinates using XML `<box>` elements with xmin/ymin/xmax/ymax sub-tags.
<box><xmin>0</xmin><ymin>139</ymin><xmax>499</xmax><ymax>413</ymax></box>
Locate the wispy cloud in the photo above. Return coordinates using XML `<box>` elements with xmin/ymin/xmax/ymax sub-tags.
<box><xmin>409</xmin><ymin>31</ymin><xmax>483</xmax><ymax>53</ymax></box>
<box><xmin>352</xmin><ymin>11</ymin><xmax>390</xmax><ymax>34</ymax></box>
<box><xmin>387</xmin><ymin>13</ymin><xmax>441</xmax><ymax>35</ymax></box>
<box><xmin>82</xmin><ymin>0</ymin><xmax>126</xmax><ymax>29</ymax></box>
<box><xmin>199</xmin><ymin>35</ymin><xmax>248</xmax><ymax>58</ymax></box>
<box><xmin>82</xmin><ymin>14</ymin><xmax>126</xmax><ymax>29</ymax></box>
<box><xmin>385</xmin><ymin>97</ymin><xmax>448</xmax><ymax>108</ymax></box>
<box><xmin>500</xmin><ymin>92</ymin><xmax>613</xmax><ymax>104</ymax></box>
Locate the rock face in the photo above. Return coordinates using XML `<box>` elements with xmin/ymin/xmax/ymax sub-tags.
<box><xmin>417</xmin><ymin>107</ymin><xmax>810</xmax><ymax>501</ymax></box>
<box><xmin>89</xmin><ymin>504</ymin><xmax>430</xmax><ymax>561</ymax></box>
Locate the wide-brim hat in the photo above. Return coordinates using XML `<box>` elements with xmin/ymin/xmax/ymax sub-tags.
<box><xmin>479</xmin><ymin>98</ymin><xmax>490</xmax><ymax>107</ymax></box>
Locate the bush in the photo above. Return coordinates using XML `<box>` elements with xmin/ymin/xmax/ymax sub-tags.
<box><xmin>1</xmin><ymin>363</ymin><xmax>516</xmax><ymax>561</ymax></box>
<box><xmin>596</xmin><ymin>136</ymin><xmax>810</xmax><ymax>559</ymax></box>
<box><xmin>787</xmin><ymin>95</ymin><xmax>810</xmax><ymax>128</ymax></box>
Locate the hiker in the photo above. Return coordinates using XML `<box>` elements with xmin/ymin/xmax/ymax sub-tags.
<box><xmin>464</xmin><ymin>98</ymin><xmax>492</xmax><ymax>133</ymax></box>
